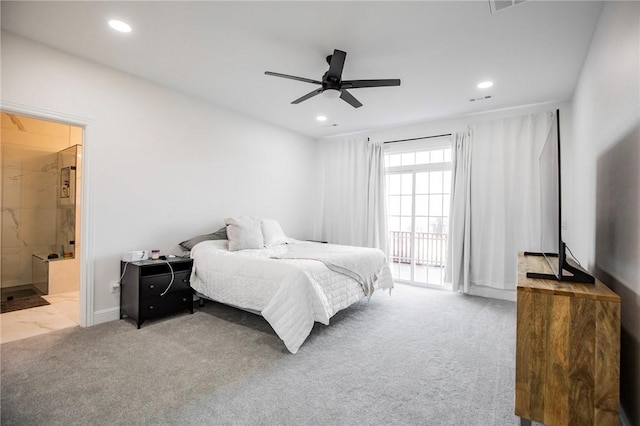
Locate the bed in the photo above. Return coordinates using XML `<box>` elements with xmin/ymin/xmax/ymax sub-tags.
<box><xmin>188</xmin><ymin>237</ymin><xmax>393</xmax><ymax>353</ymax></box>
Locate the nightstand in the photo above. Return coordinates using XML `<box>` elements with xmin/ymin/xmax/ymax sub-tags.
<box><xmin>120</xmin><ymin>257</ymin><xmax>193</xmax><ymax>328</ymax></box>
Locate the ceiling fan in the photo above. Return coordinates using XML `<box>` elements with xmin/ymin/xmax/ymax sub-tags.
<box><xmin>265</xmin><ymin>49</ymin><xmax>401</xmax><ymax>108</ymax></box>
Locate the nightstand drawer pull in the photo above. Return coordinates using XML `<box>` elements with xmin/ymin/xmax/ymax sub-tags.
<box><xmin>149</xmin><ymin>285</ymin><xmax>155</xmax><ymax>289</ymax></box>
<box><xmin>182</xmin><ymin>279</ymin><xmax>188</xmax><ymax>283</ymax></box>
<box><xmin>149</xmin><ymin>305</ymin><xmax>154</xmax><ymax>310</ymax></box>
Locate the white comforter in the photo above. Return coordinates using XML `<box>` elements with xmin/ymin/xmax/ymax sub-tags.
<box><xmin>189</xmin><ymin>240</ymin><xmax>393</xmax><ymax>353</ymax></box>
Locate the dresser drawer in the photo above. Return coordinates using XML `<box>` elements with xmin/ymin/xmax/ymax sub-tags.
<box><xmin>139</xmin><ymin>271</ymin><xmax>190</xmax><ymax>298</ymax></box>
<box><xmin>140</xmin><ymin>291</ymin><xmax>192</xmax><ymax>319</ymax></box>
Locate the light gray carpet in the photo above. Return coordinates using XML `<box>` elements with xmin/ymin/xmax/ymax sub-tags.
<box><xmin>1</xmin><ymin>284</ymin><xmax>522</xmax><ymax>425</ymax></box>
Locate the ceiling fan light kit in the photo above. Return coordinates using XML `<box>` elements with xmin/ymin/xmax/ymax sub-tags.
<box><xmin>265</xmin><ymin>49</ymin><xmax>401</xmax><ymax>108</ymax></box>
<box><xmin>322</xmin><ymin>89</ymin><xmax>341</xmax><ymax>99</ymax></box>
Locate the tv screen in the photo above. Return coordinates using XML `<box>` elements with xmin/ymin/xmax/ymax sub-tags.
<box><xmin>526</xmin><ymin>109</ymin><xmax>594</xmax><ymax>283</ymax></box>
<box><xmin>539</xmin><ymin>110</ymin><xmax>562</xmax><ymax>278</ymax></box>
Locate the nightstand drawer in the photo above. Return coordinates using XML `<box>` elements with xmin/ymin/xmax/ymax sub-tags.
<box><xmin>140</xmin><ymin>291</ymin><xmax>192</xmax><ymax>319</ymax></box>
<box><xmin>139</xmin><ymin>271</ymin><xmax>190</xmax><ymax>298</ymax></box>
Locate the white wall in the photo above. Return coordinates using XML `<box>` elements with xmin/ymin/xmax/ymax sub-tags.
<box><xmin>569</xmin><ymin>2</ymin><xmax>640</xmax><ymax>424</ymax></box>
<box><xmin>1</xmin><ymin>32</ymin><xmax>319</xmax><ymax>318</ymax></box>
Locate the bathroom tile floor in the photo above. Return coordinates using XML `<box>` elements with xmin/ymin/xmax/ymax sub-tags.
<box><xmin>0</xmin><ymin>291</ymin><xmax>79</xmax><ymax>344</ymax></box>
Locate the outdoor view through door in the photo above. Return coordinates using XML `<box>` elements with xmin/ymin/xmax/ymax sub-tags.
<box><xmin>384</xmin><ymin>136</ymin><xmax>452</xmax><ymax>287</ymax></box>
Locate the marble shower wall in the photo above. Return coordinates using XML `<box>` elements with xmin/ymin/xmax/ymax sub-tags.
<box><xmin>1</xmin><ymin>113</ymin><xmax>80</xmax><ymax>289</ymax></box>
<box><xmin>2</xmin><ymin>145</ymin><xmax>58</xmax><ymax>287</ymax></box>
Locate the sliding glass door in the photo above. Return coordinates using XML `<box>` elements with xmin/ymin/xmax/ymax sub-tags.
<box><xmin>385</xmin><ymin>138</ymin><xmax>452</xmax><ymax>287</ymax></box>
<box><xmin>386</xmin><ymin>172</ymin><xmax>414</xmax><ymax>281</ymax></box>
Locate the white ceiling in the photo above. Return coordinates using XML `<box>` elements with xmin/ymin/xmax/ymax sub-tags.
<box><xmin>1</xmin><ymin>1</ymin><xmax>603</xmax><ymax>139</ymax></box>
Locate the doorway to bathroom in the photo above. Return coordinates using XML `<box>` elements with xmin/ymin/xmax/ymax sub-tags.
<box><xmin>1</xmin><ymin>112</ymin><xmax>83</xmax><ymax>342</ymax></box>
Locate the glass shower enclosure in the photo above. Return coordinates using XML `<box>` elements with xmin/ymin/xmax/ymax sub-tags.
<box><xmin>1</xmin><ymin>143</ymin><xmax>79</xmax><ymax>296</ymax></box>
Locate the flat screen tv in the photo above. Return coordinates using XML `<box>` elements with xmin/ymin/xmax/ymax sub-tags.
<box><xmin>525</xmin><ymin>109</ymin><xmax>594</xmax><ymax>283</ymax></box>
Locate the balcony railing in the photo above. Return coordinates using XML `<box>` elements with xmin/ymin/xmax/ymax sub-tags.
<box><xmin>389</xmin><ymin>231</ymin><xmax>447</xmax><ymax>267</ymax></box>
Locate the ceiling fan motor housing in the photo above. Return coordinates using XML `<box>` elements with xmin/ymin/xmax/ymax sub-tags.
<box><xmin>323</xmin><ymin>72</ymin><xmax>341</xmax><ymax>91</ymax></box>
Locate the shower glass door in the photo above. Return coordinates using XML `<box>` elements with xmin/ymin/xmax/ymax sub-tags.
<box><xmin>57</xmin><ymin>145</ymin><xmax>79</xmax><ymax>259</ymax></box>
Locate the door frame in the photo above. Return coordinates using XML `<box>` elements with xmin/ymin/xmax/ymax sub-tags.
<box><xmin>1</xmin><ymin>101</ymin><xmax>95</xmax><ymax>326</ymax></box>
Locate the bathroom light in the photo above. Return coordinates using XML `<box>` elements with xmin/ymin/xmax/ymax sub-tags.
<box><xmin>108</xmin><ymin>19</ymin><xmax>132</xmax><ymax>33</ymax></box>
<box><xmin>316</xmin><ymin>115</ymin><xmax>327</xmax><ymax>122</ymax></box>
<box><xmin>477</xmin><ymin>81</ymin><xmax>493</xmax><ymax>89</ymax></box>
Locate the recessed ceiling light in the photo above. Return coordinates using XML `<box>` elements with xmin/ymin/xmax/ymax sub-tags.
<box><xmin>108</xmin><ymin>19</ymin><xmax>132</xmax><ymax>33</ymax></box>
<box><xmin>316</xmin><ymin>115</ymin><xmax>327</xmax><ymax>122</ymax></box>
<box><xmin>477</xmin><ymin>81</ymin><xmax>493</xmax><ymax>89</ymax></box>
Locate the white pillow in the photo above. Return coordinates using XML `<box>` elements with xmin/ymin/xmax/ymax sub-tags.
<box><xmin>262</xmin><ymin>219</ymin><xmax>288</xmax><ymax>247</ymax></box>
<box><xmin>224</xmin><ymin>216</ymin><xmax>264</xmax><ymax>251</ymax></box>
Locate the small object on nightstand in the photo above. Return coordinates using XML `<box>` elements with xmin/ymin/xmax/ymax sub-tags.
<box><xmin>119</xmin><ymin>257</ymin><xmax>194</xmax><ymax>328</ymax></box>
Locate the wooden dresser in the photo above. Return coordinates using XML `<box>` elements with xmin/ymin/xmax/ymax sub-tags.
<box><xmin>515</xmin><ymin>252</ymin><xmax>620</xmax><ymax>426</ymax></box>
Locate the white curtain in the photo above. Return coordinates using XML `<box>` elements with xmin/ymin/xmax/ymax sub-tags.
<box><xmin>365</xmin><ymin>141</ymin><xmax>388</xmax><ymax>254</ymax></box>
<box><xmin>318</xmin><ymin>137</ymin><xmax>388</xmax><ymax>253</ymax></box>
<box><xmin>469</xmin><ymin>112</ymin><xmax>553</xmax><ymax>290</ymax></box>
<box><xmin>445</xmin><ymin>129</ymin><xmax>473</xmax><ymax>293</ymax></box>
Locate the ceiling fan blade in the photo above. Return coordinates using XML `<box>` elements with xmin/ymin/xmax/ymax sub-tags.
<box><xmin>265</xmin><ymin>71</ymin><xmax>322</xmax><ymax>85</ymax></box>
<box><xmin>339</xmin><ymin>90</ymin><xmax>363</xmax><ymax>108</ymax></box>
<box><xmin>341</xmin><ymin>79</ymin><xmax>401</xmax><ymax>89</ymax></box>
<box><xmin>292</xmin><ymin>88</ymin><xmax>324</xmax><ymax>104</ymax></box>
<box><xmin>327</xmin><ymin>49</ymin><xmax>347</xmax><ymax>80</ymax></box>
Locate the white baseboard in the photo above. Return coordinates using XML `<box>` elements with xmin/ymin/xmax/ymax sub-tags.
<box><xmin>468</xmin><ymin>285</ymin><xmax>517</xmax><ymax>302</ymax></box>
<box><xmin>92</xmin><ymin>307</ymin><xmax>120</xmax><ymax>325</ymax></box>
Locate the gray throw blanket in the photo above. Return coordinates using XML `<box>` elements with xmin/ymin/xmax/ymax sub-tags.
<box><xmin>272</xmin><ymin>243</ymin><xmax>387</xmax><ymax>298</ymax></box>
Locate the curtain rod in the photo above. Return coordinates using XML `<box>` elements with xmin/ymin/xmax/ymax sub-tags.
<box><xmin>382</xmin><ymin>133</ymin><xmax>452</xmax><ymax>144</ymax></box>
